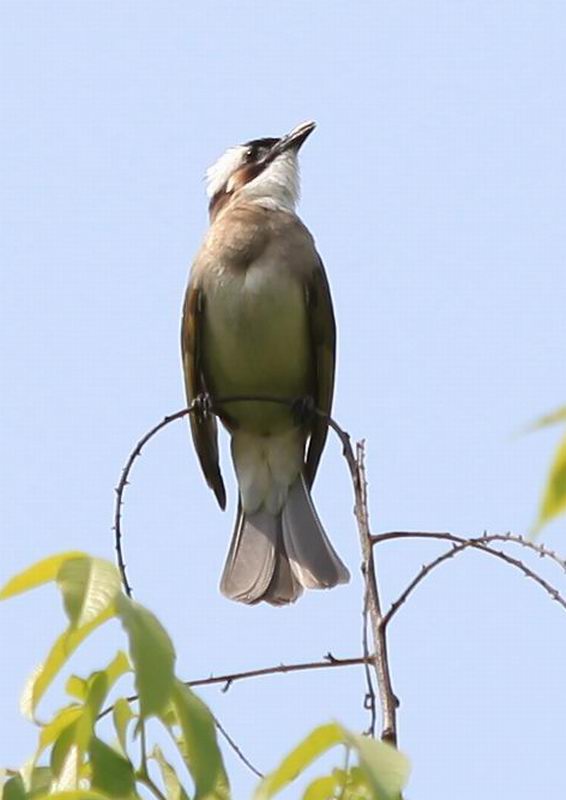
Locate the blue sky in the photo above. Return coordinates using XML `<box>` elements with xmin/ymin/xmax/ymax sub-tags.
<box><xmin>1</xmin><ymin>2</ymin><xmax>566</xmax><ymax>797</ymax></box>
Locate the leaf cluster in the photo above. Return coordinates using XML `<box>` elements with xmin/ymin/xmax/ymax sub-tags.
<box><xmin>1</xmin><ymin>554</ymin><xmax>409</xmax><ymax>800</ymax></box>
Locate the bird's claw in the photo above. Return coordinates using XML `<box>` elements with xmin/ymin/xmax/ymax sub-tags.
<box><xmin>291</xmin><ymin>395</ymin><xmax>315</xmax><ymax>425</ymax></box>
<box><xmin>193</xmin><ymin>392</ymin><xmax>213</xmax><ymax>420</ymax></box>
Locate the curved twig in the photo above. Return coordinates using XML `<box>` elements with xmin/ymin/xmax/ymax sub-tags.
<box><xmin>113</xmin><ymin>397</ymin><xmax>298</xmax><ymax>598</ymax></box>
<box><xmin>112</xmin><ymin>397</ymin><xmax>398</xmax><ymax>743</ymax></box>
<box><xmin>381</xmin><ymin>536</ymin><xmax>566</xmax><ymax>629</ymax></box>
<box><xmin>112</xmin><ymin>397</ymin><xmax>358</xmax><ymax>601</ymax></box>
<box><xmin>372</xmin><ymin>530</ymin><xmax>566</xmax><ymax>573</ymax></box>
<box><xmin>113</xmin><ymin>407</ymin><xmax>192</xmax><ymax>597</ymax></box>
<box><xmin>112</xmin><ymin>399</ymin><xmax>398</xmax><ymax>742</ymax></box>
<box><xmin>111</xmin><ymin>398</ymin><xmax>566</xmax><ymax>759</ymax></box>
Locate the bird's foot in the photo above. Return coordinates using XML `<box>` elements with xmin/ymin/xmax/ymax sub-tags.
<box><xmin>291</xmin><ymin>395</ymin><xmax>316</xmax><ymax>425</ymax></box>
<box><xmin>193</xmin><ymin>392</ymin><xmax>214</xmax><ymax>420</ymax></box>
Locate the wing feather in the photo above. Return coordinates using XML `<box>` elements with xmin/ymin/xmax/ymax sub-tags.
<box><xmin>305</xmin><ymin>258</ymin><xmax>336</xmax><ymax>487</ymax></box>
<box><xmin>181</xmin><ymin>282</ymin><xmax>226</xmax><ymax>509</ymax></box>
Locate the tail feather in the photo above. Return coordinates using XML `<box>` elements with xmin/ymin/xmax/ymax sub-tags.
<box><xmin>262</xmin><ymin>542</ymin><xmax>303</xmax><ymax>606</ymax></box>
<box><xmin>282</xmin><ymin>475</ymin><xmax>350</xmax><ymax>589</ymax></box>
<box><xmin>220</xmin><ymin>476</ymin><xmax>349</xmax><ymax>606</ymax></box>
<box><xmin>219</xmin><ymin>503</ymin><xmax>278</xmax><ymax>603</ymax></box>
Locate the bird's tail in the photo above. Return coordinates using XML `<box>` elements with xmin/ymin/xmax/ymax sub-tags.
<box><xmin>220</xmin><ymin>475</ymin><xmax>350</xmax><ymax>606</ymax></box>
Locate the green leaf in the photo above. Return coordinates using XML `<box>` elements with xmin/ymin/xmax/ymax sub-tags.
<box><xmin>57</xmin><ymin>557</ymin><xmax>122</xmax><ymax>628</ymax></box>
<box><xmin>338</xmin><ymin>767</ymin><xmax>373</xmax><ymax>800</ymax></box>
<box><xmin>255</xmin><ymin>723</ymin><xmax>343</xmax><ymax>799</ymax></box>
<box><xmin>534</xmin><ymin>433</ymin><xmax>566</xmax><ymax>532</ymax></box>
<box><xmin>36</xmin><ymin>705</ymin><xmax>82</xmax><ymax>760</ymax></box>
<box><xmin>106</xmin><ymin>650</ymin><xmax>131</xmax><ymax>683</ymax></box>
<box><xmin>21</xmin><ymin>605</ymin><xmax>115</xmax><ymax>720</ymax></box>
<box><xmin>256</xmin><ymin>724</ymin><xmax>409</xmax><ymax>800</ymax></box>
<box><xmin>112</xmin><ymin>698</ymin><xmax>136</xmax><ymax>755</ymax></box>
<box><xmin>50</xmin><ymin>724</ymin><xmax>75</xmax><ymax>778</ymax></box>
<box><xmin>51</xmin><ymin>743</ymin><xmax>81</xmax><ymax>792</ymax></box>
<box><xmin>39</xmin><ymin>793</ymin><xmax>113</xmax><ymax>800</ymax></box>
<box><xmin>65</xmin><ymin>675</ymin><xmax>88</xmax><ymax>701</ymax></box>
<box><xmin>72</xmin><ymin>653</ymin><xmax>132</xmax><ymax>757</ymax></box>
<box><xmin>1</xmin><ymin>775</ymin><xmax>27</xmax><ymax>800</ymax></box>
<box><xmin>171</xmin><ymin>681</ymin><xmax>227</xmax><ymax>800</ymax></box>
<box><xmin>37</xmin><ymin>653</ymin><xmax>132</xmax><ymax>791</ymax></box>
<box><xmin>151</xmin><ymin>745</ymin><xmax>190</xmax><ymax>800</ymax></box>
<box><xmin>342</xmin><ymin>733</ymin><xmax>409</xmax><ymax>800</ymax></box>
<box><xmin>89</xmin><ymin>737</ymin><xmax>136</xmax><ymax>798</ymax></box>
<box><xmin>0</xmin><ymin>552</ymin><xmax>86</xmax><ymax>600</ymax></box>
<box><xmin>117</xmin><ymin>595</ymin><xmax>175</xmax><ymax>719</ymax></box>
<box><xmin>525</xmin><ymin>405</ymin><xmax>566</xmax><ymax>433</ymax></box>
<box><xmin>20</xmin><ymin>765</ymin><xmax>53</xmax><ymax>799</ymax></box>
<box><xmin>302</xmin><ymin>774</ymin><xmax>339</xmax><ymax>800</ymax></box>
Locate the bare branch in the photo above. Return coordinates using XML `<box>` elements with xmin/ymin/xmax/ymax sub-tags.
<box><xmin>380</xmin><ymin>535</ymin><xmax>566</xmax><ymax>629</ymax></box>
<box><xmin>189</xmin><ymin>653</ymin><xmax>370</xmax><ymax>690</ymax></box>
<box><xmin>212</xmin><ymin>713</ymin><xmax>264</xmax><ymax>779</ymax></box>
<box><xmin>112</xmin><ymin>398</ymin><xmax>566</xmax><ymax>763</ymax></box>
<box><xmin>372</xmin><ymin>530</ymin><xmax>566</xmax><ymax>573</ymax></box>
<box><xmin>97</xmin><ymin>653</ymin><xmax>369</xmax><ymax>777</ymax></box>
<box><xmin>113</xmin><ymin>407</ymin><xmax>191</xmax><ymax>597</ymax></box>
<box><xmin>361</xmin><ymin>593</ymin><xmax>377</xmax><ymax>737</ymax></box>
<box><xmin>98</xmin><ymin>653</ymin><xmax>370</xmax><ymax>722</ymax></box>
<box><xmin>97</xmin><ymin>653</ymin><xmax>371</xmax><ymax>720</ymax></box>
<box><xmin>348</xmin><ymin>442</ymin><xmax>398</xmax><ymax>745</ymax></box>
<box><xmin>112</xmin><ymin>398</ymin><xmax>398</xmax><ymax>745</ymax></box>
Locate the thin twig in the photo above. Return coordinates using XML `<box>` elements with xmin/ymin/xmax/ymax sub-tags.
<box><xmin>372</xmin><ymin>530</ymin><xmax>566</xmax><ymax>573</ymax></box>
<box><xmin>189</xmin><ymin>653</ymin><xmax>370</xmax><ymax>690</ymax></box>
<box><xmin>381</xmin><ymin>536</ymin><xmax>566</xmax><ymax>629</ymax></box>
<box><xmin>98</xmin><ymin>656</ymin><xmax>368</xmax><ymax>782</ymax></box>
<box><xmin>213</xmin><ymin>714</ymin><xmax>264</xmax><ymax>779</ymax></box>
<box><xmin>361</xmin><ymin>593</ymin><xmax>377</xmax><ymax>737</ymax></box>
<box><xmin>112</xmin><ymin>398</ymin><xmax>397</xmax><ymax>744</ymax></box>
<box><xmin>97</xmin><ymin>654</ymin><xmax>370</xmax><ymax>722</ymax></box>
<box><xmin>113</xmin><ymin>407</ymin><xmax>192</xmax><ymax>597</ymax></box>
<box><xmin>112</xmin><ymin>396</ymin><xmax>298</xmax><ymax>598</ymax></box>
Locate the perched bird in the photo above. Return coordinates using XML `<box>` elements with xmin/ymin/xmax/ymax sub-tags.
<box><xmin>181</xmin><ymin>121</ymin><xmax>349</xmax><ymax>605</ymax></box>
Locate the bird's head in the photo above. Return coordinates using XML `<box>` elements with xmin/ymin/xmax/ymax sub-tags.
<box><xmin>206</xmin><ymin>121</ymin><xmax>316</xmax><ymax>219</ymax></box>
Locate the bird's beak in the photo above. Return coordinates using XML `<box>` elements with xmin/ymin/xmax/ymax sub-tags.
<box><xmin>265</xmin><ymin>121</ymin><xmax>316</xmax><ymax>163</ymax></box>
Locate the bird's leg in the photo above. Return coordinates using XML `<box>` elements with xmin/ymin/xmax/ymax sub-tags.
<box><xmin>291</xmin><ymin>394</ymin><xmax>316</xmax><ymax>426</ymax></box>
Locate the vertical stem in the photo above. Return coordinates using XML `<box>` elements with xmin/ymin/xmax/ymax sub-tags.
<box><xmin>352</xmin><ymin>440</ymin><xmax>399</xmax><ymax>744</ymax></box>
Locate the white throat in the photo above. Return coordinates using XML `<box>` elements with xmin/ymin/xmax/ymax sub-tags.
<box><xmin>206</xmin><ymin>147</ymin><xmax>300</xmax><ymax>212</ymax></box>
<box><xmin>239</xmin><ymin>151</ymin><xmax>300</xmax><ymax>212</ymax></box>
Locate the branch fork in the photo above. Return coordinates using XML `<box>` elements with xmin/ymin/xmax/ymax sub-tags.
<box><xmin>112</xmin><ymin>396</ymin><xmax>566</xmax><ymax>768</ymax></box>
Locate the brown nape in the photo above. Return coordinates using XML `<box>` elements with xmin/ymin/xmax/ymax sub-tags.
<box><xmin>208</xmin><ymin>189</ymin><xmax>232</xmax><ymax>220</ymax></box>
<box><xmin>208</xmin><ymin>162</ymin><xmax>266</xmax><ymax>221</ymax></box>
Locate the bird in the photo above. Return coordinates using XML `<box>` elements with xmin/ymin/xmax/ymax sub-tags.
<box><xmin>181</xmin><ymin>120</ymin><xmax>350</xmax><ymax>605</ymax></box>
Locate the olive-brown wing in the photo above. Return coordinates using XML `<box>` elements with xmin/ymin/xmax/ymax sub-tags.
<box><xmin>181</xmin><ymin>283</ymin><xmax>226</xmax><ymax>509</ymax></box>
<box><xmin>304</xmin><ymin>258</ymin><xmax>336</xmax><ymax>488</ymax></box>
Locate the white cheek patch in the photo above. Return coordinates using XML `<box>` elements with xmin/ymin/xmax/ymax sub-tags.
<box><xmin>206</xmin><ymin>145</ymin><xmax>301</xmax><ymax>212</ymax></box>
<box><xmin>206</xmin><ymin>146</ymin><xmax>247</xmax><ymax>198</ymax></box>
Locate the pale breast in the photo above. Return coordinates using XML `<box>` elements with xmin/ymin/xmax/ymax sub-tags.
<box><xmin>201</xmin><ymin>255</ymin><xmax>311</xmax><ymax>434</ymax></box>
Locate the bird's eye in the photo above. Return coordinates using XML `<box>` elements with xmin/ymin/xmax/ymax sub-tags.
<box><xmin>244</xmin><ymin>148</ymin><xmax>254</xmax><ymax>163</ymax></box>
